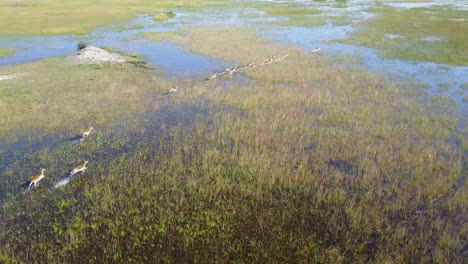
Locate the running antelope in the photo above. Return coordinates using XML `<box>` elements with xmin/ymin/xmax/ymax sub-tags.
<box><xmin>225</xmin><ymin>67</ymin><xmax>236</xmax><ymax>75</ymax></box>
<box><xmin>163</xmin><ymin>87</ymin><xmax>178</xmax><ymax>95</ymax></box>
<box><xmin>208</xmin><ymin>73</ymin><xmax>218</xmax><ymax>80</ymax></box>
<box><xmin>70</xmin><ymin>160</ymin><xmax>89</xmax><ymax>177</ymax></box>
<box><xmin>29</xmin><ymin>169</ymin><xmax>45</xmax><ymax>189</ymax></box>
<box><xmin>80</xmin><ymin>127</ymin><xmax>93</xmax><ymax>141</ymax></box>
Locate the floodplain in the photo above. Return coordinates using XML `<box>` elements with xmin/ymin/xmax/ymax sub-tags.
<box><xmin>0</xmin><ymin>0</ymin><xmax>466</xmax><ymax>263</ymax></box>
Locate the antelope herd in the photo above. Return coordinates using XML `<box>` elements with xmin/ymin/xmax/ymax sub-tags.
<box><xmin>26</xmin><ymin>127</ymin><xmax>93</xmax><ymax>190</ymax></box>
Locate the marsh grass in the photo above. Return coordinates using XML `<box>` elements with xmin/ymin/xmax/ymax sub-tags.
<box><xmin>117</xmin><ymin>24</ymin><xmax>145</xmax><ymax>32</ymax></box>
<box><xmin>340</xmin><ymin>6</ymin><xmax>468</xmax><ymax>65</ymax></box>
<box><xmin>0</xmin><ymin>55</ymin><xmax>173</xmax><ymax>140</ymax></box>
<box><xmin>0</xmin><ymin>27</ymin><xmax>466</xmax><ymax>262</ymax></box>
<box><xmin>154</xmin><ymin>11</ymin><xmax>176</xmax><ymax>22</ymax></box>
<box><xmin>262</xmin><ymin>6</ymin><xmax>324</xmax><ymax>27</ymax></box>
<box><xmin>461</xmin><ymin>83</ymin><xmax>468</xmax><ymax>90</ymax></box>
<box><xmin>142</xmin><ymin>28</ymin><xmax>289</xmax><ymax>65</ymax></box>
<box><xmin>237</xmin><ymin>2</ymin><xmax>326</xmax><ymax>27</ymax></box>
<box><xmin>278</xmin><ymin>15</ymin><xmax>327</xmax><ymax>27</ymax></box>
<box><xmin>155</xmin><ymin>10</ymin><xmax>176</xmax><ymax>21</ymax></box>
<box><xmin>462</xmin><ymin>117</ymin><xmax>468</xmax><ymax>151</ymax></box>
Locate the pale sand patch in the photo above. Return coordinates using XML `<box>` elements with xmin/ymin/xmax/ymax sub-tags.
<box><xmin>71</xmin><ymin>46</ymin><xmax>125</xmax><ymax>64</ymax></box>
<box><xmin>0</xmin><ymin>73</ymin><xmax>28</xmax><ymax>81</ymax></box>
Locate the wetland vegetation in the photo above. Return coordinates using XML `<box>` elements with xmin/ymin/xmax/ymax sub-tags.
<box><xmin>340</xmin><ymin>5</ymin><xmax>468</xmax><ymax>65</ymax></box>
<box><xmin>0</xmin><ymin>48</ymin><xmax>14</xmax><ymax>58</ymax></box>
<box><xmin>0</xmin><ymin>0</ymin><xmax>467</xmax><ymax>263</ymax></box>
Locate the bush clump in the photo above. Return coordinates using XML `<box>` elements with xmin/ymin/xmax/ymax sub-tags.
<box><xmin>77</xmin><ymin>41</ymin><xmax>88</xmax><ymax>51</ymax></box>
<box><xmin>154</xmin><ymin>10</ymin><xmax>176</xmax><ymax>21</ymax></box>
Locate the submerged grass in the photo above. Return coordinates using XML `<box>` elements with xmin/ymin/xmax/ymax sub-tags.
<box><xmin>0</xmin><ymin>27</ymin><xmax>466</xmax><ymax>262</ymax></box>
<box><xmin>0</xmin><ymin>48</ymin><xmax>14</xmax><ymax>58</ymax></box>
<box><xmin>339</xmin><ymin>6</ymin><xmax>468</xmax><ymax>65</ymax></box>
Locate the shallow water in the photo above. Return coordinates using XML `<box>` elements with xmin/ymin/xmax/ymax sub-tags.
<box><xmin>0</xmin><ymin>35</ymin><xmax>77</xmax><ymax>66</ymax></box>
<box><xmin>0</xmin><ymin>14</ymin><xmax>233</xmax><ymax>79</ymax></box>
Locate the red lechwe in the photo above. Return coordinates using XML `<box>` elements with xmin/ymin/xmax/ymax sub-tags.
<box><xmin>79</xmin><ymin>127</ymin><xmax>93</xmax><ymax>141</ymax></box>
<box><xmin>28</xmin><ymin>169</ymin><xmax>45</xmax><ymax>189</ymax></box>
<box><xmin>69</xmin><ymin>160</ymin><xmax>89</xmax><ymax>177</ymax></box>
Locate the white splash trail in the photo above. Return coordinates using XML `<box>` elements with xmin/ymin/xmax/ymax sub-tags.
<box><xmin>54</xmin><ymin>177</ymin><xmax>70</xmax><ymax>188</ymax></box>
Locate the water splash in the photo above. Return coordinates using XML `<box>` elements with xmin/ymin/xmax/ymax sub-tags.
<box><xmin>54</xmin><ymin>177</ymin><xmax>70</xmax><ymax>188</ymax></box>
